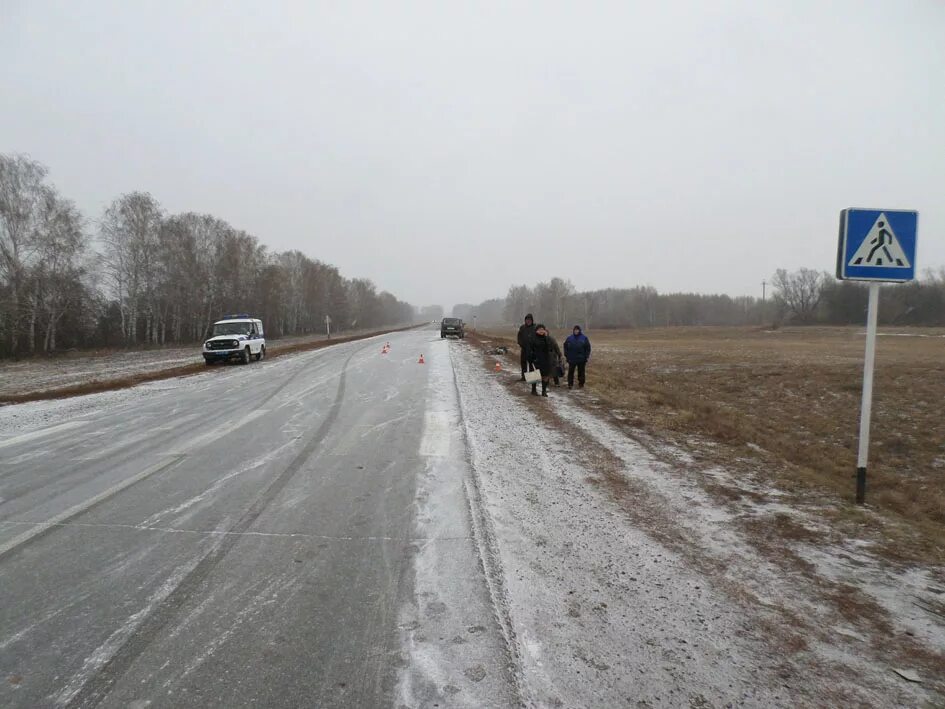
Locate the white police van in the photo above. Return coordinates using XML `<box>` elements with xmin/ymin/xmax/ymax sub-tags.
<box><xmin>203</xmin><ymin>315</ymin><xmax>266</xmax><ymax>365</ymax></box>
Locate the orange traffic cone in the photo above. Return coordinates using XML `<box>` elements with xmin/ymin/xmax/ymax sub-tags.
<box><xmin>418</xmin><ymin>354</ymin><xmax>425</xmax><ymax>364</ymax></box>
<box><xmin>494</xmin><ymin>361</ymin><xmax>502</xmax><ymax>372</ymax></box>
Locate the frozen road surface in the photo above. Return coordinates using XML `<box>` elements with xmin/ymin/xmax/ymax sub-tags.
<box><xmin>1</xmin><ymin>327</ymin><xmax>941</xmax><ymax>708</ymax></box>
<box><xmin>0</xmin><ymin>329</ymin><xmax>515</xmax><ymax>708</ymax></box>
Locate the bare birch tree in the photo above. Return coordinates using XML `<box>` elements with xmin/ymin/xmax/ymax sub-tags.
<box><xmin>0</xmin><ymin>155</ymin><xmax>48</xmax><ymax>355</ymax></box>
<box><xmin>100</xmin><ymin>192</ymin><xmax>163</xmax><ymax>343</ymax></box>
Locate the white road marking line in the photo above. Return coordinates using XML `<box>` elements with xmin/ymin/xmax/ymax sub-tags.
<box><xmin>0</xmin><ymin>420</ymin><xmax>89</xmax><ymax>450</ymax></box>
<box><xmin>419</xmin><ymin>411</ymin><xmax>451</xmax><ymax>458</ymax></box>
<box><xmin>0</xmin><ymin>455</ymin><xmax>184</xmax><ymax>558</ymax></box>
<box><xmin>166</xmin><ymin>409</ymin><xmax>269</xmax><ymax>454</ymax></box>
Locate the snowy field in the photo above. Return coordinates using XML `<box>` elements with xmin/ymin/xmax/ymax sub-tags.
<box><xmin>0</xmin><ymin>346</ymin><xmax>200</xmax><ymax>398</ymax></box>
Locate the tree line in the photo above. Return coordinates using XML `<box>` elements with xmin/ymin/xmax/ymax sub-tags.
<box><xmin>454</xmin><ymin>269</ymin><xmax>945</xmax><ymax>328</ymax></box>
<box><xmin>0</xmin><ymin>154</ymin><xmax>415</xmax><ymax>358</ymax></box>
<box><xmin>772</xmin><ymin>267</ymin><xmax>945</xmax><ymax>325</ymax></box>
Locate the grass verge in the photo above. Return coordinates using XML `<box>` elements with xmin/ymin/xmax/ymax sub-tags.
<box><xmin>471</xmin><ymin>325</ymin><xmax>945</xmax><ymax>565</ymax></box>
<box><xmin>464</xmin><ymin>330</ymin><xmax>945</xmax><ymax>698</ymax></box>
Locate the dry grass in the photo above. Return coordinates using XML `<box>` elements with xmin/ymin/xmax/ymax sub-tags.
<box><xmin>0</xmin><ymin>325</ymin><xmax>420</xmax><ymax>405</ymax></box>
<box><xmin>477</xmin><ymin>325</ymin><xmax>945</xmax><ymax>564</ymax></box>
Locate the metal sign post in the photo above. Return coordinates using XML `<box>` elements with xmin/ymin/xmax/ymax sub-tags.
<box><xmin>855</xmin><ymin>283</ymin><xmax>880</xmax><ymax>504</ymax></box>
<box><xmin>836</xmin><ymin>207</ymin><xmax>918</xmax><ymax>504</ymax></box>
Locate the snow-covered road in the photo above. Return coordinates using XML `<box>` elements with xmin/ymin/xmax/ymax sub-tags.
<box><xmin>0</xmin><ymin>330</ymin><xmax>941</xmax><ymax>708</ymax></box>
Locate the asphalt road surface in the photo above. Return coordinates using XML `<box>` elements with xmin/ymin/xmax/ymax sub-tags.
<box><xmin>0</xmin><ymin>327</ymin><xmax>515</xmax><ymax>708</ymax></box>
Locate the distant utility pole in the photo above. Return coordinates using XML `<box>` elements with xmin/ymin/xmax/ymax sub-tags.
<box><xmin>761</xmin><ymin>280</ymin><xmax>767</xmax><ymax>324</ymax></box>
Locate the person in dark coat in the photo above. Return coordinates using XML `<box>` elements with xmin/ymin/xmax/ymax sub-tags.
<box><xmin>563</xmin><ymin>325</ymin><xmax>591</xmax><ymax>389</ymax></box>
<box><xmin>529</xmin><ymin>324</ymin><xmax>555</xmax><ymax>397</ymax></box>
<box><xmin>549</xmin><ymin>334</ymin><xmax>563</xmax><ymax>386</ymax></box>
<box><xmin>517</xmin><ymin>313</ymin><xmax>536</xmax><ymax>381</ymax></box>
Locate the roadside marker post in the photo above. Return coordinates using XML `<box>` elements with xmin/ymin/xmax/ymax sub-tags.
<box><xmin>856</xmin><ymin>283</ymin><xmax>880</xmax><ymax>504</ymax></box>
<box><xmin>325</xmin><ymin>314</ymin><xmax>331</xmax><ymax>339</ymax></box>
<box><xmin>836</xmin><ymin>208</ymin><xmax>918</xmax><ymax>504</ymax></box>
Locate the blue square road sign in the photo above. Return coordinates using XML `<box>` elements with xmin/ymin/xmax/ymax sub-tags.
<box><xmin>837</xmin><ymin>208</ymin><xmax>918</xmax><ymax>282</ymax></box>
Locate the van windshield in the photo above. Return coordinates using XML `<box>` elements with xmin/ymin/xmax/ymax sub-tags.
<box><xmin>212</xmin><ymin>322</ymin><xmax>252</xmax><ymax>336</ymax></box>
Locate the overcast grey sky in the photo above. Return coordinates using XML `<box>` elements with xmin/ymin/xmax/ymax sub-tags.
<box><xmin>2</xmin><ymin>1</ymin><xmax>943</xmax><ymax>310</ymax></box>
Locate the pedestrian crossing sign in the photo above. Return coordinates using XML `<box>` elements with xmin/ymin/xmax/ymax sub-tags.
<box><xmin>837</xmin><ymin>208</ymin><xmax>918</xmax><ymax>282</ymax></box>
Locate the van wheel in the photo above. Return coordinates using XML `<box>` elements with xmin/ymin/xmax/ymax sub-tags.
<box><xmin>241</xmin><ymin>347</ymin><xmax>251</xmax><ymax>364</ymax></box>
<box><xmin>255</xmin><ymin>345</ymin><xmax>265</xmax><ymax>362</ymax></box>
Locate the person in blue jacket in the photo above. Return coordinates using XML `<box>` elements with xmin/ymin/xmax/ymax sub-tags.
<box><xmin>563</xmin><ymin>325</ymin><xmax>591</xmax><ymax>389</ymax></box>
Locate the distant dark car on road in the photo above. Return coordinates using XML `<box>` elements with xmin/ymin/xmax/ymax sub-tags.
<box><xmin>440</xmin><ymin>318</ymin><xmax>465</xmax><ymax>339</ymax></box>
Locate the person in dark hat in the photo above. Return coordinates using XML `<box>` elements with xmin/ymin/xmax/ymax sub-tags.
<box><xmin>529</xmin><ymin>323</ymin><xmax>556</xmax><ymax>397</ymax></box>
<box><xmin>517</xmin><ymin>313</ymin><xmax>537</xmax><ymax>381</ymax></box>
<box><xmin>563</xmin><ymin>325</ymin><xmax>591</xmax><ymax>389</ymax></box>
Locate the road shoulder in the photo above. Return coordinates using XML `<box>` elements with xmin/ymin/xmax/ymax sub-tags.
<box><xmin>452</xmin><ymin>339</ymin><xmax>943</xmax><ymax>707</ymax></box>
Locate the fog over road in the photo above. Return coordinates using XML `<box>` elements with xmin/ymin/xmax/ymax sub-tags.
<box><xmin>0</xmin><ymin>327</ymin><xmax>514</xmax><ymax>708</ymax></box>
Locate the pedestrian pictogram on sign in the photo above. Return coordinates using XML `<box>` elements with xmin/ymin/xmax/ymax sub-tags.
<box><xmin>848</xmin><ymin>213</ymin><xmax>910</xmax><ymax>268</ymax></box>
<box><xmin>837</xmin><ymin>208</ymin><xmax>918</xmax><ymax>283</ymax></box>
